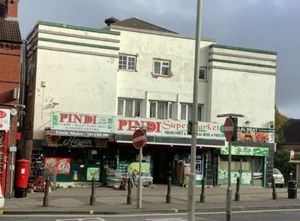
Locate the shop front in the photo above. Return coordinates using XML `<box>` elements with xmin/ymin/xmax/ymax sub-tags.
<box><xmin>0</xmin><ymin>109</ymin><xmax>10</xmax><ymax>194</ymax></box>
<box><xmin>38</xmin><ymin>112</ymin><xmax>226</xmax><ymax>187</ymax></box>
<box><xmin>38</xmin><ymin>112</ymin><xmax>115</xmax><ymax>187</ymax></box>
<box><xmin>113</xmin><ymin>116</ymin><xmax>225</xmax><ymax>186</ymax></box>
<box><xmin>218</xmin><ymin>146</ymin><xmax>269</xmax><ymax>186</ymax></box>
<box><xmin>42</xmin><ymin>136</ymin><xmax>109</xmax><ymax>185</ymax></box>
<box><xmin>217</xmin><ymin>126</ymin><xmax>275</xmax><ymax>187</ymax></box>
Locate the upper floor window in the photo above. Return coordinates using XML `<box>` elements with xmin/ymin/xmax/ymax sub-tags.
<box><xmin>119</xmin><ymin>54</ymin><xmax>136</xmax><ymax>71</ymax></box>
<box><xmin>150</xmin><ymin>101</ymin><xmax>174</xmax><ymax>119</ymax></box>
<box><xmin>181</xmin><ymin>103</ymin><xmax>202</xmax><ymax>121</ymax></box>
<box><xmin>199</xmin><ymin>67</ymin><xmax>207</xmax><ymax>81</ymax></box>
<box><xmin>118</xmin><ymin>98</ymin><xmax>141</xmax><ymax>117</ymax></box>
<box><xmin>153</xmin><ymin>59</ymin><xmax>171</xmax><ymax>76</ymax></box>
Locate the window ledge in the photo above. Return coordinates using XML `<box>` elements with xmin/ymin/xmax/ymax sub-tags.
<box><xmin>118</xmin><ymin>69</ymin><xmax>138</xmax><ymax>72</ymax></box>
<box><xmin>151</xmin><ymin>72</ymin><xmax>173</xmax><ymax>78</ymax></box>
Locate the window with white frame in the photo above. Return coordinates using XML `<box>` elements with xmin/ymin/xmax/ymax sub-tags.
<box><xmin>181</xmin><ymin>103</ymin><xmax>202</xmax><ymax>121</ymax></box>
<box><xmin>118</xmin><ymin>98</ymin><xmax>141</xmax><ymax>117</ymax></box>
<box><xmin>153</xmin><ymin>59</ymin><xmax>171</xmax><ymax>76</ymax></box>
<box><xmin>149</xmin><ymin>101</ymin><xmax>174</xmax><ymax>119</ymax></box>
<box><xmin>199</xmin><ymin>67</ymin><xmax>207</xmax><ymax>81</ymax></box>
<box><xmin>118</xmin><ymin>54</ymin><xmax>137</xmax><ymax>71</ymax></box>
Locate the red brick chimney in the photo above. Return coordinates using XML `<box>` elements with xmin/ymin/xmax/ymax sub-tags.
<box><xmin>7</xmin><ymin>0</ymin><xmax>19</xmax><ymax>18</ymax></box>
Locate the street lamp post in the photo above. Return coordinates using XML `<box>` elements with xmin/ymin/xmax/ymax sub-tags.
<box><xmin>187</xmin><ymin>1</ymin><xmax>203</xmax><ymax>221</ymax></box>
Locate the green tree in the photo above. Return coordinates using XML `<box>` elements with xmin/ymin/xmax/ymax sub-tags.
<box><xmin>274</xmin><ymin>150</ymin><xmax>295</xmax><ymax>181</ymax></box>
<box><xmin>275</xmin><ymin>106</ymin><xmax>289</xmax><ymax>143</ymax></box>
<box><xmin>274</xmin><ymin>106</ymin><xmax>294</xmax><ymax>182</ymax></box>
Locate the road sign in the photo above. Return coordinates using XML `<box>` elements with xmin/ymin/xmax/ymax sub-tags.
<box><xmin>132</xmin><ymin>129</ymin><xmax>146</xmax><ymax>149</ymax></box>
<box><xmin>0</xmin><ymin>109</ymin><xmax>10</xmax><ymax>131</ymax></box>
<box><xmin>224</xmin><ymin>118</ymin><xmax>234</xmax><ymax>141</ymax></box>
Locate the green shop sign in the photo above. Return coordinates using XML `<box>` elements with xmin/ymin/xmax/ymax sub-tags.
<box><xmin>220</xmin><ymin>146</ymin><xmax>269</xmax><ymax>156</ymax></box>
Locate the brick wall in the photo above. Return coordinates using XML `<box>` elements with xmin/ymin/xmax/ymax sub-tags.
<box><xmin>0</xmin><ymin>45</ymin><xmax>21</xmax><ymax>103</ymax></box>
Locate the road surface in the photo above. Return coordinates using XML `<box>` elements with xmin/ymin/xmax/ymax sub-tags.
<box><xmin>2</xmin><ymin>209</ymin><xmax>300</xmax><ymax>221</ymax></box>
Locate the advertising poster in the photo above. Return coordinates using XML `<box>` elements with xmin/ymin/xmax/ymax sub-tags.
<box><xmin>0</xmin><ymin>109</ymin><xmax>10</xmax><ymax>131</ymax></box>
<box><xmin>237</xmin><ymin>127</ymin><xmax>274</xmax><ymax>143</ymax></box>
<box><xmin>127</xmin><ymin>162</ymin><xmax>150</xmax><ymax>175</ymax></box>
<box><xmin>45</xmin><ymin>157</ymin><xmax>71</xmax><ymax>174</ymax></box>
<box><xmin>87</xmin><ymin>167</ymin><xmax>100</xmax><ymax>181</ymax></box>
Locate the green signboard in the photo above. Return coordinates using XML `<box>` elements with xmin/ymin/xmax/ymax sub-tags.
<box><xmin>220</xmin><ymin>146</ymin><xmax>269</xmax><ymax>156</ymax></box>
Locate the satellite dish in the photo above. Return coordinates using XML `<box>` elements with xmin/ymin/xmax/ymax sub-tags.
<box><xmin>10</xmin><ymin>109</ymin><xmax>17</xmax><ymax>116</ymax></box>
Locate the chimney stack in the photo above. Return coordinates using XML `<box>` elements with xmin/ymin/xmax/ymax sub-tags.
<box><xmin>105</xmin><ymin>17</ymin><xmax>119</xmax><ymax>27</ymax></box>
<box><xmin>6</xmin><ymin>0</ymin><xmax>19</xmax><ymax>18</ymax></box>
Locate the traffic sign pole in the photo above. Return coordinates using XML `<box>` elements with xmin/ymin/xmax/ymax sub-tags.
<box><xmin>132</xmin><ymin>128</ymin><xmax>147</xmax><ymax>209</ymax></box>
<box><xmin>217</xmin><ymin>114</ymin><xmax>243</xmax><ymax>221</ymax></box>
<box><xmin>226</xmin><ymin>139</ymin><xmax>232</xmax><ymax>221</ymax></box>
<box><xmin>137</xmin><ymin>148</ymin><xmax>142</xmax><ymax>209</ymax></box>
<box><xmin>223</xmin><ymin>117</ymin><xmax>234</xmax><ymax>221</ymax></box>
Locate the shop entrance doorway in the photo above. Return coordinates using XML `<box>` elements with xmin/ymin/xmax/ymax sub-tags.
<box><xmin>152</xmin><ymin>150</ymin><xmax>172</xmax><ymax>184</ymax></box>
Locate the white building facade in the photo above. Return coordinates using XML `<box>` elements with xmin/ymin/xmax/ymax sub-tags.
<box><xmin>23</xmin><ymin>18</ymin><xmax>276</xmax><ymax>187</ymax></box>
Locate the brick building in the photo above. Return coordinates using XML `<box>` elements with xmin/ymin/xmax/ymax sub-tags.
<box><xmin>0</xmin><ymin>0</ymin><xmax>22</xmax><ymax>197</ymax></box>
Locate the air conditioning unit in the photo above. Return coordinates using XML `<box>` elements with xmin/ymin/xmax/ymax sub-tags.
<box><xmin>11</xmin><ymin>88</ymin><xmax>20</xmax><ymax>100</ymax></box>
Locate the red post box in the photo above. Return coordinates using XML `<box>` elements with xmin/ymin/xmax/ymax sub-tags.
<box><xmin>15</xmin><ymin>159</ymin><xmax>30</xmax><ymax>198</ymax></box>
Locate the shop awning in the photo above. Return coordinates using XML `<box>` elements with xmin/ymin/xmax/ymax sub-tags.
<box><xmin>45</xmin><ymin>129</ymin><xmax>114</xmax><ymax>140</ymax></box>
<box><xmin>115</xmin><ymin>134</ymin><xmax>225</xmax><ymax>148</ymax></box>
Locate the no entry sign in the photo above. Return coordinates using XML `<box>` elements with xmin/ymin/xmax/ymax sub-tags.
<box><xmin>132</xmin><ymin>129</ymin><xmax>147</xmax><ymax>149</ymax></box>
<box><xmin>224</xmin><ymin>118</ymin><xmax>234</xmax><ymax>141</ymax></box>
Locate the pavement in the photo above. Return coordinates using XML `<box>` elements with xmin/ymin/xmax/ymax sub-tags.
<box><xmin>2</xmin><ymin>184</ymin><xmax>300</xmax><ymax>215</ymax></box>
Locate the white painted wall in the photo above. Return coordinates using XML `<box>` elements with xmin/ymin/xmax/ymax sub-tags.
<box><xmin>30</xmin><ymin>22</ymin><xmax>276</xmax><ymax>140</ymax></box>
<box><xmin>209</xmin><ymin>69</ymin><xmax>276</xmax><ymax>127</ymax></box>
<box><xmin>32</xmin><ymin>24</ymin><xmax>119</xmax><ymax>140</ymax></box>
<box><xmin>116</xmin><ymin>29</ymin><xmax>214</xmax><ymax>120</ymax></box>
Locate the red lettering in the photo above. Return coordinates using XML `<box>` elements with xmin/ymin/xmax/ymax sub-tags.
<box><xmin>146</xmin><ymin>121</ymin><xmax>156</xmax><ymax>132</ymax></box>
<box><xmin>118</xmin><ymin>120</ymin><xmax>127</xmax><ymax>131</ymax></box>
<box><xmin>93</xmin><ymin>116</ymin><xmax>97</xmax><ymax>124</ymax></box>
<box><xmin>156</xmin><ymin>122</ymin><xmax>161</xmax><ymax>132</ymax></box>
<box><xmin>60</xmin><ymin>114</ymin><xmax>68</xmax><ymax>122</ymax></box>
<box><xmin>68</xmin><ymin>114</ymin><xmax>72</xmax><ymax>123</ymax></box>
<box><xmin>74</xmin><ymin>115</ymin><xmax>82</xmax><ymax>123</ymax></box>
<box><xmin>84</xmin><ymin>115</ymin><xmax>92</xmax><ymax>124</ymax></box>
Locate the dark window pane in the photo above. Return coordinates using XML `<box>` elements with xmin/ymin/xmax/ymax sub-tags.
<box><xmin>119</xmin><ymin>56</ymin><xmax>127</xmax><ymax>69</ymax></box>
<box><xmin>134</xmin><ymin>100</ymin><xmax>141</xmax><ymax>117</ymax></box>
<box><xmin>128</xmin><ymin>57</ymin><xmax>136</xmax><ymax>70</ymax></box>
<box><xmin>181</xmin><ymin>105</ymin><xmax>187</xmax><ymax>120</ymax></box>
<box><xmin>157</xmin><ymin>102</ymin><xmax>165</xmax><ymax>119</ymax></box>
<box><xmin>154</xmin><ymin>61</ymin><xmax>161</xmax><ymax>74</ymax></box>
<box><xmin>162</xmin><ymin>66</ymin><xmax>169</xmax><ymax>75</ymax></box>
<box><xmin>197</xmin><ymin>106</ymin><xmax>202</xmax><ymax>121</ymax></box>
<box><xmin>199</xmin><ymin>68</ymin><xmax>206</xmax><ymax>80</ymax></box>
<box><xmin>150</xmin><ymin>102</ymin><xmax>156</xmax><ymax>118</ymax></box>
<box><xmin>168</xmin><ymin>103</ymin><xmax>173</xmax><ymax>119</ymax></box>
<box><xmin>125</xmin><ymin>100</ymin><xmax>133</xmax><ymax>117</ymax></box>
<box><xmin>117</xmin><ymin>99</ymin><xmax>124</xmax><ymax>115</ymax></box>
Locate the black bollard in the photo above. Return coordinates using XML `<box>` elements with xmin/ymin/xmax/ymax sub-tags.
<box><xmin>166</xmin><ymin>176</ymin><xmax>172</xmax><ymax>204</ymax></box>
<box><xmin>200</xmin><ymin>178</ymin><xmax>206</xmax><ymax>202</ymax></box>
<box><xmin>127</xmin><ymin>177</ymin><xmax>132</xmax><ymax>205</ymax></box>
<box><xmin>43</xmin><ymin>176</ymin><xmax>50</xmax><ymax>207</ymax></box>
<box><xmin>272</xmin><ymin>177</ymin><xmax>277</xmax><ymax>200</ymax></box>
<box><xmin>235</xmin><ymin>177</ymin><xmax>240</xmax><ymax>201</ymax></box>
<box><xmin>90</xmin><ymin>177</ymin><xmax>96</xmax><ymax>205</ymax></box>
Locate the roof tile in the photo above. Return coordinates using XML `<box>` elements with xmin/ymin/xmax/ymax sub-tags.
<box><xmin>0</xmin><ymin>19</ymin><xmax>22</xmax><ymax>43</ymax></box>
<box><xmin>112</xmin><ymin>17</ymin><xmax>177</xmax><ymax>34</ymax></box>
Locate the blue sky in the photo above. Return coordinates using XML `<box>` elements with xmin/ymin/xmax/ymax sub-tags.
<box><xmin>18</xmin><ymin>0</ymin><xmax>300</xmax><ymax>119</ymax></box>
